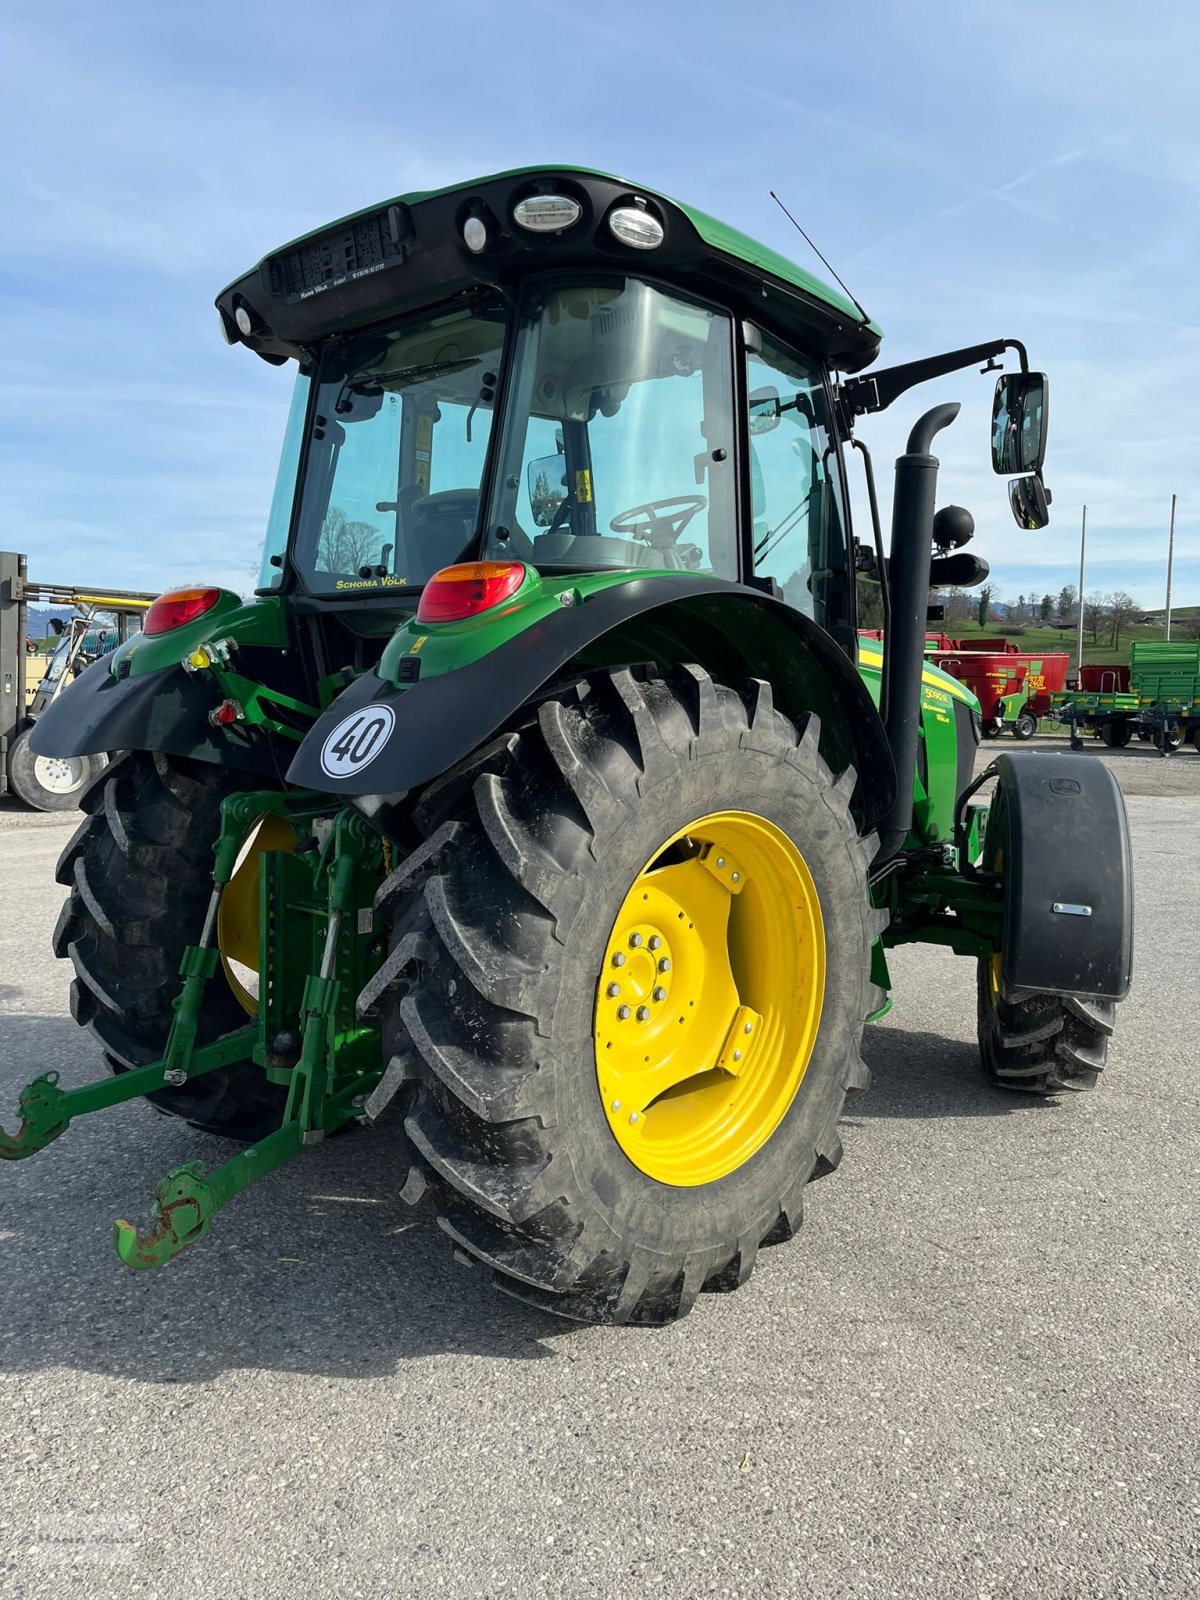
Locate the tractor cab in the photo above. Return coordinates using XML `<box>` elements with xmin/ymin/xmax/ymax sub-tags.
<box><xmin>223</xmin><ymin>168</ymin><xmax>878</xmax><ymax>666</ymax></box>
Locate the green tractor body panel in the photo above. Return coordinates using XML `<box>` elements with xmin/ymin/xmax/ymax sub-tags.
<box><xmin>855</xmin><ymin>641</ymin><xmax>979</xmax><ymax>847</ymax></box>
<box><xmin>104</xmin><ymin>590</ymin><xmax>291</xmax><ymax>680</ymax></box>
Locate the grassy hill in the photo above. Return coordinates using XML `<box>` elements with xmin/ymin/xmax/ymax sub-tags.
<box><xmin>936</xmin><ymin>615</ymin><xmax>1197</xmax><ymax>666</ymax></box>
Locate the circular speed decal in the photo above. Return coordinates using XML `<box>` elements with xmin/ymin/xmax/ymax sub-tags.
<box><xmin>319</xmin><ymin>704</ymin><xmax>397</xmax><ymax>779</ymax></box>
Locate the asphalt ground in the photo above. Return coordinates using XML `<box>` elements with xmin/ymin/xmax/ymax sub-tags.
<box><xmin>0</xmin><ymin>740</ymin><xmax>1197</xmax><ymax>1599</ymax></box>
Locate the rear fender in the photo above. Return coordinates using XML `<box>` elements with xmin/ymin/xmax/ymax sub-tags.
<box><xmin>27</xmin><ymin>657</ymin><xmax>280</xmax><ymax>777</ymax></box>
<box><xmin>287</xmin><ymin>575</ymin><xmax>896</xmax><ymax>831</ymax></box>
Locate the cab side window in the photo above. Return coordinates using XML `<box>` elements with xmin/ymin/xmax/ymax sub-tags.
<box><xmin>745</xmin><ymin>342</ymin><xmax>850</xmax><ymax>634</ymax></box>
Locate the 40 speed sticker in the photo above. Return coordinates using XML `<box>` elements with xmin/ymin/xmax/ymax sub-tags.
<box><xmin>319</xmin><ymin>703</ymin><xmax>397</xmax><ymax>779</ymax></box>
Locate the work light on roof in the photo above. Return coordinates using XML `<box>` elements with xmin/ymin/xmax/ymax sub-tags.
<box><xmin>234</xmin><ymin>305</ymin><xmax>255</xmax><ymax>337</ymax></box>
<box><xmin>608</xmin><ymin>205</ymin><xmax>664</xmax><ymax>250</ymax></box>
<box><xmin>513</xmin><ymin>194</ymin><xmax>582</xmax><ymax>233</ymax></box>
<box><xmin>463</xmin><ymin>216</ymin><xmax>488</xmax><ymax>254</ymax></box>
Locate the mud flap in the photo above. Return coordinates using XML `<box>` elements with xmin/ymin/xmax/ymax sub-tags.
<box><xmin>986</xmin><ymin>752</ymin><xmax>1133</xmax><ymax>1001</ymax></box>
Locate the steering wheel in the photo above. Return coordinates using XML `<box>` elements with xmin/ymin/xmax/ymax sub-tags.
<box><xmin>610</xmin><ymin>495</ymin><xmax>706</xmax><ymax>549</ymax></box>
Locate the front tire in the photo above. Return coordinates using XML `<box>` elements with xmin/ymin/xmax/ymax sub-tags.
<box><xmin>1099</xmin><ymin>719</ymin><xmax>1131</xmax><ymax>748</ymax></box>
<box><xmin>53</xmin><ymin>752</ymin><xmax>286</xmax><ymax>1139</ymax></box>
<box><xmin>977</xmin><ymin>956</ymin><xmax>1113</xmax><ymax>1093</ymax></box>
<box><xmin>364</xmin><ymin>666</ymin><xmax>885</xmax><ymax>1324</ymax></box>
<box><xmin>1012</xmin><ymin>712</ymin><xmax>1037</xmax><ymax>741</ymax></box>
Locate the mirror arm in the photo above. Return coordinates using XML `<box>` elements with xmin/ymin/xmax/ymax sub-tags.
<box><xmin>838</xmin><ymin>338</ymin><xmax>1029</xmax><ymax>423</ymax></box>
<box><xmin>847</xmin><ymin>436</ymin><xmax>890</xmax><ymax>654</ymax></box>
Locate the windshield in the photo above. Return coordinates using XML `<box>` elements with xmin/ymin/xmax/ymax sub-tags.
<box><xmin>485</xmin><ymin>279</ymin><xmax>736</xmax><ymax>576</ymax></box>
<box><xmin>42</xmin><ymin>614</ymin><xmax>126</xmax><ymax>687</ymax></box>
<box><xmin>291</xmin><ymin>297</ymin><xmax>508</xmax><ymax>595</ymax></box>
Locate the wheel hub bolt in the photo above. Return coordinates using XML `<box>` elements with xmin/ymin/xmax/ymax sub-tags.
<box><xmin>653</xmin><ymin>987</ymin><xmax>667</xmax><ymax>1003</ymax></box>
<box><xmin>658</xmin><ymin>958</ymin><xmax>671</xmax><ymax>972</ymax></box>
<box><xmin>611</xmin><ymin>1100</ymin><xmax>622</xmax><ymax>1112</ymax></box>
<box><xmin>629</xmin><ymin>1112</ymin><xmax>639</xmax><ymax>1125</ymax></box>
<box><xmin>744</xmin><ymin>1022</ymin><xmax>753</xmax><ymax>1034</ymax></box>
<box><xmin>716</xmin><ymin>856</ymin><xmax>726</xmax><ymax>868</ymax></box>
<box><xmin>732</xmin><ymin>872</ymin><xmax>740</xmax><ymax>884</ymax></box>
<box><xmin>648</xmin><ymin>935</ymin><xmax>662</xmax><ymax>951</ymax></box>
<box><xmin>733</xmin><ymin>1049</ymin><xmax>743</xmax><ymax>1063</ymax></box>
<box><xmin>607</xmin><ymin>982</ymin><xmax>621</xmax><ymax>997</ymax></box>
<box><xmin>629</xmin><ymin>932</ymin><xmax>643</xmax><ymax>948</ymax></box>
<box><xmin>617</xmin><ymin>1005</ymin><xmax>631</xmax><ymax>1020</ymax></box>
<box><xmin>612</xmin><ymin>952</ymin><xmax>626</xmax><ymax>967</ymax></box>
<box><xmin>636</xmin><ymin>1006</ymin><xmax>650</xmax><ymax>1022</ymax></box>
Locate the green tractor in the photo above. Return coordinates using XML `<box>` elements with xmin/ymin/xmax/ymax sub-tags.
<box><xmin>10</xmin><ymin>168</ymin><xmax>1132</xmax><ymax>1324</ymax></box>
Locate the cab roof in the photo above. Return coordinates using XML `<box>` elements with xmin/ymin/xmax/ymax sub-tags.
<box><xmin>217</xmin><ymin>165</ymin><xmax>882</xmax><ymax>374</ymax></box>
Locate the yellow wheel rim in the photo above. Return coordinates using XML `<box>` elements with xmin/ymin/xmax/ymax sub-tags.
<box><xmin>593</xmin><ymin>810</ymin><xmax>825</xmax><ymax>1187</ymax></box>
<box><xmin>216</xmin><ymin>813</ymin><xmax>297</xmax><ymax>1015</ymax></box>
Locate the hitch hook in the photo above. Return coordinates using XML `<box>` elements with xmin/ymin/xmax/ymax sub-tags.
<box><xmin>0</xmin><ymin>1073</ymin><xmax>69</xmax><ymax>1161</ymax></box>
<box><xmin>113</xmin><ymin>1162</ymin><xmax>213</xmax><ymax>1269</ymax></box>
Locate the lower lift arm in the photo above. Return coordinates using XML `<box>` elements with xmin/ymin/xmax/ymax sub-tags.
<box><xmin>1</xmin><ymin>793</ymin><xmax>388</xmax><ymax>1271</ymax></box>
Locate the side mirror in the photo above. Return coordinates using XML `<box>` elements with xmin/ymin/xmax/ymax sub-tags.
<box><xmin>526</xmin><ymin>453</ymin><xmax>569</xmax><ymax>528</ymax></box>
<box><xmin>748</xmin><ymin>387</ymin><xmax>782</xmax><ymax>435</ymax></box>
<box><xmin>992</xmin><ymin>372</ymin><xmax>1048</xmax><ymax>474</ymax></box>
<box><xmin>1008</xmin><ymin>473</ymin><xmax>1050</xmax><ymax>530</ymax></box>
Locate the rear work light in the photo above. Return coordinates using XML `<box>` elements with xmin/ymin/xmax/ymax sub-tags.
<box><xmin>144</xmin><ymin>587</ymin><xmax>223</xmax><ymax>635</ymax></box>
<box><xmin>415</xmin><ymin>562</ymin><xmax>527</xmax><ymax>624</ymax></box>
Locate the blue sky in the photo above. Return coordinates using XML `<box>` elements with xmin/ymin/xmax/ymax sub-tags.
<box><xmin>2</xmin><ymin>0</ymin><xmax>1197</xmax><ymax>609</ymax></box>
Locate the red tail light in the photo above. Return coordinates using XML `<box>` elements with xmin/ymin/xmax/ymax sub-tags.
<box><xmin>415</xmin><ymin>562</ymin><xmax>527</xmax><ymax>624</ymax></box>
<box><xmin>144</xmin><ymin>586</ymin><xmax>223</xmax><ymax>636</ymax></box>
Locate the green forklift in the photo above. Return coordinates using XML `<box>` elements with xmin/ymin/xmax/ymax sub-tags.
<box><xmin>10</xmin><ymin>167</ymin><xmax>1131</xmax><ymax>1323</ymax></box>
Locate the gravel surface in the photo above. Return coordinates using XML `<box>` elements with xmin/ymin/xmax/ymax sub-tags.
<box><xmin>0</xmin><ymin>781</ymin><xmax>1196</xmax><ymax>1599</ymax></box>
<box><xmin>972</xmin><ymin>732</ymin><xmax>1200</xmax><ymax>799</ymax></box>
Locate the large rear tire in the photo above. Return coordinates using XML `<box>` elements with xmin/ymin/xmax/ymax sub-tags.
<box><xmin>363</xmin><ymin>666</ymin><xmax>885</xmax><ymax>1325</ymax></box>
<box><xmin>53</xmin><ymin>752</ymin><xmax>286</xmax><ymax>1139</ymax></box>
<box><xmin>1099</xmin><ymin>720</ymin><xmax>1131</xmax><ymax>748</ymax></box>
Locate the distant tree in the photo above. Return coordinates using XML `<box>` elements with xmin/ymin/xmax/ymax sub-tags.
<box><xmin>1017</xmin><ymin>593</ymin><xmax>1026</xmax><ymax>618</ymax></box>
<box><xmin>1057</xmin><ymin>584</ymin><xmax>1078</xmax><ymax>624</ymax></box>
<box><xmin>530</xmin><ymin>469</ymin><xmax>561</xmax><ymax>526</ymax></box>
<box><xmin>931</xmin><ymin>586</ymin><xmax>972</xmax><ymax>627</ymax></box>
<box><xmin>978</xmin><ymin>583</ymin><xmax>996</xmax><ymax>629</ymax></box>
<box><xmin>1182</xmin><ymin>617</ymin><xmax>1200</xmax><ymax>641</ymax></box>
<box><xmin>317</xmin><ymin>506</ymin><xmax>382</xmax><ymax>574</ymax></box>
<box><xmin>1106</xmin><ymin>591</ymin><xmax>1140</xmax><ymax>649</ymax></box>
<box><xmin>1083</xmin><ymin>589</ymin><xmax>1107</xmax><ymax>644</ymax></box>
<box><xmin>856</xmin><ymin>575</ymin><xmax>884</xmax><ymax>629</ymax></box>
<box><xmin>1039</xmin><ymin>593</ymin><xmax>1054</xmax><ymax>621</ymax></box>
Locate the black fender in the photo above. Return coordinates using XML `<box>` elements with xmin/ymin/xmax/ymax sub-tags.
<box><xmin>985</xmin><ymin>752</ymin><xmax>1133</xmax><ymax>1001</ymax></box>
<box><xmin>27</xmin><ymin>656</ymin><xmax>280</xmax><ymax>777</ymax></box>
<box><xmin>287</xmin><ymin>575</ymin><xmax>897</xmax><ymax>830</ymax></box>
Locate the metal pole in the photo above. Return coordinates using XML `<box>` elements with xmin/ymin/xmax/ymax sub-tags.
<box><xmin>1075</xmin><ymin>506</ymin><xmax>1086</xmax><ymax>678</ymax></box>
<box><xmin>1165</xmin><ymin>493</ymin><xmax>1177</xmax><ymax>641</ymax></box>
<box><xmin>15</xmin><ymin>552</ymin><xmax>28</xmax><ymax>725</ymax></box>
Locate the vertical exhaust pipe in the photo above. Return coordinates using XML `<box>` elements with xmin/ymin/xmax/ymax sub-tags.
<box><xmin>875</xmin><ymin>402</ymin><xmax>960</xmax><ymax>861</ymax></box>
